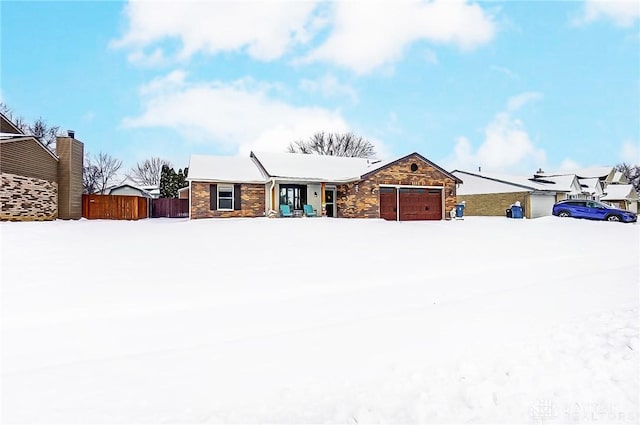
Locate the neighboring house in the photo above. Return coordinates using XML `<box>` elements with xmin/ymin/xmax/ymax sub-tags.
<box><xmin>601</xmin><ymin>184</ymin><xmax>638</xmax><ymax>213</ymax></box>
<box><xmin>0</xmin><ymin>113</ymin><xmax>83</xmax><ymax>221</ymax></box>
<box><xmin>452</xmin><ymin>170</ymin><xmax>584</xmax><ymax>218</ymax></box>
<box><xmin>105</xmin><ymin>178</ymin><xmax>160</xmax><ymax>199</ymax></box>
<box><xmin>578</xmin><ymin>178</ymin><xmax>605</xmax><ymax>201</ymax></box>
<box><xmin>106</xmin><ymin>184</ymin><xmax>154</xmax><ymax>199</ymax></box>
<box><xmin>186</xmin><ymin>151</ymin><xmax>461</xmax><ymax>221</ymax></box>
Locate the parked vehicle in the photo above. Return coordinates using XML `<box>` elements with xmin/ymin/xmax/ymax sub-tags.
<box><xmin>552</xmin><ymin>200</ymin><xmax>637</xmax><ymax>223</ymax></box>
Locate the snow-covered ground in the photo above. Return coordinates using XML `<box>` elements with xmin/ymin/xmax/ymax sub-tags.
<box><xmin>1</xmin><ymin>217</ymin><xmax>638</xmax><ymax>424</ymax></box>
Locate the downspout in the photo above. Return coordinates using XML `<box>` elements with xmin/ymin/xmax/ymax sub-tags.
<box><xmin>396</xmin><ymin>186</ymin><xmax>400</xmax><ymax>222</ymax></box>
<box><xmin>188</xmin><ymin>180</ymin><xmax>192</xmax><ymax>219</ymax></box>
<box><xmin>269</xmin><ymin>178</ymin><xmax>276</xmax><ymax>213</ymax></box>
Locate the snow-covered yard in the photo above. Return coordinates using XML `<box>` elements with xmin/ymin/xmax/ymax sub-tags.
<box><xmin>1</xmin><ymin>217</ymin><xmax>638</xmax><ymax>424</ymax></box>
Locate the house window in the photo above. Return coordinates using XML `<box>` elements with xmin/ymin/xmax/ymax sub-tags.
<box><xmin>279</xmin><ymin>184</ymin><xmax>307</xmax><ymax>210</ymax></box>
<box><xmin>218</xmin><ymin>186</ymin><xmax>234</xmax><ymax>210</ymax></box>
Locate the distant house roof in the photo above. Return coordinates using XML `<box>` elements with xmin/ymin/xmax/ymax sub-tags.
<box><xmin>453</xmin><ymin>170</ymin><xmax>582</xmax><ymax>195</ymax></box>
<box><xmin>106</xmin><ymin>184</ymin><xmax>154</xmax><ymax>198</ymax></box>
<box><xmin>187</xmin><ymin>154</ymin><xmax>267</xmax><ymax>183</ymax></box>
<box><xmin>601</xmin><ymin>184</ymin><xmax>638</xmax><ymax>201</ymax></box>
<box><xmin>535</xmin><ymin>167</ymin><xmax>613</xmax><ymax>180</ymax></box>
<box><xmin>579</xmin><ymin>178</ymin><xmax>603</xmax><ymax>194</ymax></box>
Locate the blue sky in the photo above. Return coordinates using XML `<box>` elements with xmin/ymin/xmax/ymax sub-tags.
<box><xmin>2</xmin><ymin>0</ymin><xmax>639</xmax><ymax>174</ymax></box>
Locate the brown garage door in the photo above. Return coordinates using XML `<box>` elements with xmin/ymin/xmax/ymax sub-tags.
<box><xmin>399</xmin><ymin>188</ymin><xmax>442</xmax><ymax>221</ymax></box>
<box><xmin>379</xmin><ymin>187</ymin><xmax>397</xmax><ymax>220</ymax></box>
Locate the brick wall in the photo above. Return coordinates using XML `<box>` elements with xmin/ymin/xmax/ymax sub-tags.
<box><xmin>457</xmin><ymin>192</ymin><xmax>530</xmax><ymax>218</ymax></box>
<box><xmin>191</xmin><ymin>182</ymin><xmax>265</xmax><ymax>219</ymax></box>
<box><xmin>1</xmin><ymin>172</ymin><xmax>58</xmax><ymax>221</ymax></box>
<box><xmin>336</xmin><ymin>154</ymin><xmax>458</xmax><ymax>218</ymax></box>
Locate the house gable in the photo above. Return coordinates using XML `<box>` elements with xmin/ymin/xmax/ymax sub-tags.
<box><xmin>0</xmin><ymin>113</ymin><xmax>24</xmax><ymax>134</ymax></box>
<box><xmin>336</xmin><ymin>153</ymin><xmax>459</xmax><ymax>219</ymax></box>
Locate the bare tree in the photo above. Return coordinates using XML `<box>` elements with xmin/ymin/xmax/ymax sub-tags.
<box><xmin>287</xmin><ymin>131</ymin><xmax>376</xmax><ymax>158</ymax></box>
<box><xmin>1</xmin><ymin>103</ymin><xmax>59</xmax><ymax>147</ymax></box>
<box><xmin>82</xmin><ymin>154</ymin><xmax>100</xmax><ymax>195</ymax></box>
<box><xmin>28</xmin><ymin>117</ymin><xmax>60</xmax><ymax>150</ymax></box>
<box><xmin>83</xmin><ymin>152</ymin><xmax>122</xmax><ymax>194</ymax></box>
<box><xmin>128</xmin><ymin>157</ymin><xmax>171</xmax><ymax>186</ymax></box>
<box><xmin>615</xmin><ymin>163</ymin><xmax>640</xmax><ymax>192</ymax></box>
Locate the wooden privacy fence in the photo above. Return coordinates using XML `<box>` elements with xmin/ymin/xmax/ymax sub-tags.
<box><xmin>82</xmin><ymin>194</ymin><xmax>148</xmax><ymax>220</ymax></box>
<box><xmin>152</xmin><ymin>198</ymin><xmax>189</xmax><ymax>218</ymax></box>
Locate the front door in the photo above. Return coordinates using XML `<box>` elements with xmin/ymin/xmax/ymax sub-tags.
<box><xmin>325</xmin><ymin>189</ymin><xmax>335</xmax><ymax>217</ymax></box>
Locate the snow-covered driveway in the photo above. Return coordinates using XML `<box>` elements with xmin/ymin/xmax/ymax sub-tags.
<box><xmin>1</xmin><ymin>217</ymin><xmax>638</xmax><ymax>423</ymax></box>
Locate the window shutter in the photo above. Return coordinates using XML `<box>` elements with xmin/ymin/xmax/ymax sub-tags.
<box><xmin>210</xmin><ymin>184</ymin><xmax>217</xmax><ymax>210</ymax></box>
<box><xmin>234</xmin><ymin>184</ymin><xmax>242</xmax><ymax>210</ymax></box>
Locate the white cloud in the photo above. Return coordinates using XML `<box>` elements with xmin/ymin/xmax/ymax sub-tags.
<box><xmin>491</xmin><ymin>65</ymin><xmax>518</xmax><ymax>80</ymax></box>
<box><xmin>558</xmin><ymin>158</ymin><xmax>582</xmax><ymax>172</ymax></box>
<box><xmin>576</xmin><ymin>0</ymin><xmax>640</xmax><ymax>27</ymax></box>
<box><xmin>112</xmin><ymin>1</ymin><xmax>321</xmax><ymax>62</ymax></box>
<box><xmin>139</xmin><ymin>70</ymin><xmax>187</xmax><ymax>95</ymax></box>
<box><xmin>619</xmin><ymin>140</ymin><xmax>640</xmax><ymax>163</ymax></box>
<box><xmin>302</xmin><ymin>0</ymin><xmax>495</xmax><ymax>74</ymax></box>
<box><xmin>123</xmin><ymin>72</ymin><xmax>351</xmax><ymax>154</ymax></box>
<box><xmin>298</xmin><ymin>74</ymin><xmax>358</xmax><ymax>103</ymax></box>
<box><xmin>113</xmin><ymin>1</ymin><xmax>496</xmax><ymax>74</ymax></box>
<box><xmin>447</xmin><ymin>96</ymin><xmax>546</xmax><ymax>173</ymax></box>
<box><xmin>507</xmin><ymin>92</ymin><xmax>542</xmax><ymax>112</ymax></box>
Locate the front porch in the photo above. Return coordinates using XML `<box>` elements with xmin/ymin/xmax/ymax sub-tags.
<box><xmin>270</xmin><ymin>182</ymin><xmax>337</xmax><ymax>218</ymax></box>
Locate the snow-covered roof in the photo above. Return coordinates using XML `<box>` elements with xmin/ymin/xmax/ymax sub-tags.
<box><xmin>106</xmin><ymin>184</ymin><xmax>154</xmax><ymax>198</ymax></box>
<box><xmin>601</xmin><ymin>184</ymin><xmax>638</xmax><ymax>201</ymax></box>
<box><xmin>579</xmin><ymin>178</ymin><xmax>602</xmax><ymax>194</ymax></box>
<box><xmin>453</xmin><ymin>171</ymin><xmax>528</xmax><ymax>195</ymax></box>
<box><xmin>187</xmin><ymin>154</ymin><xmax>266</xmax><ymax>183</ymax></box>
<box><xmin>533</xmin><ymin>174</ymin><xmax>581</xmax><ymax>193</ymax></box>
<box><xmin>536</xmin><ymin>167</ymin><xmax>613</xmax><ymax>179</ymax></box>
<box><xmin>453</xmin><ymin>170</ymin><xmax>580</xmax><ymax>195</ymax></box>
<box><xmin>250</xmin><ymin>151</ymin><xmax>375</xmax><ymax>182</ymax></box>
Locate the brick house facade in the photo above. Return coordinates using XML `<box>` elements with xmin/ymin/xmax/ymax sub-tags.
<box><xmin>187</xmin><ymin>152</ymin><xmax>460</xmax><ymax>221</ymax></box>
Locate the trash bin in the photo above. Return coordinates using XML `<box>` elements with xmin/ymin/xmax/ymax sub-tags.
<box><xmin>511</xmin><ymin>205</ymin><xmax>523</xmax><ymax>219</ymax></box>
<box><xmin>506</xmin><ymin>208</ymin><xmax>512</xmax><ymax>218</ymax></box>
<box><xmin>455</xmin><ymin>203</ymin><xmax>465</xmax><ymax>218</ymax></box>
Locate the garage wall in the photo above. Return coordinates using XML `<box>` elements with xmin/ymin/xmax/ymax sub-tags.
<box><xmin>336</xmin><ymin>153</ymin><xmax>458</xmax><ymax>219</ymax></box>
<box><xmin>457</xmin><ymin>192</ymin><xmax>530</xmax><ymax>217</ymax></box>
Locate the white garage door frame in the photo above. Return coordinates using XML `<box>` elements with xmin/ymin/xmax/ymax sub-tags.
<box><xmin>530</xmin><ymin>192</ymin><xmax>557</xmax><ymax>218</ymax></box>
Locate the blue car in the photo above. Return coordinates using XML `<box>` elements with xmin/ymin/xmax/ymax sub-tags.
<box><xmin>552</xmin><ymin>200</ymin><xmax>637</xmax><ymax>223</ymax></box>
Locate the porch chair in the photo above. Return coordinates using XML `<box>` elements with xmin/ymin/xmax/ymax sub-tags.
<box><xmin>280</xmin><ymin>204</ymin><xmax>293</xmax><ymax>217</ymax></box>
<box><xmin>303</xmin><ymin>204</ymin><xmax>316</xmax><ymax>217</ymax></box>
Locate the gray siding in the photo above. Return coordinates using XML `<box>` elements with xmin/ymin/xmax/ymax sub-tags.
<box><xmin>56</xmin><ymin>137</ymin><xmax>84</xmax><ymax>219</ymax></box>
<box><xmin>0</xmin><ymin>138</ymin><xmax>58</xmax><ymax>182</ymax></box>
